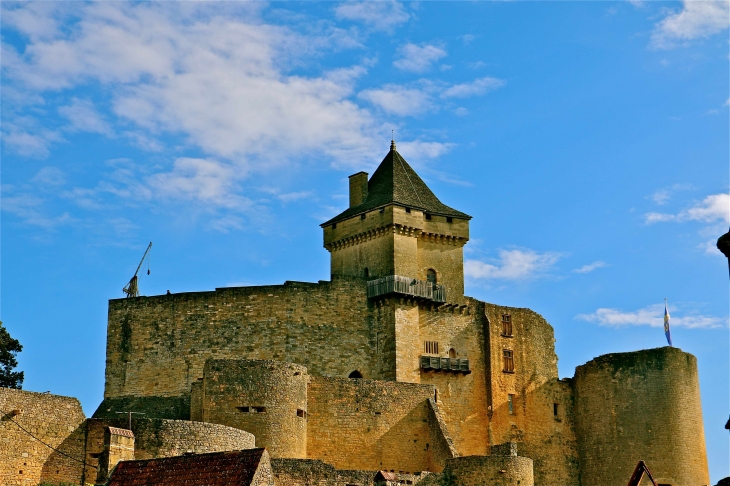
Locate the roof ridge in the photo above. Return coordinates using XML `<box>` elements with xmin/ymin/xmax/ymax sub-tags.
<box><xmin>394</xmin><ymin>150</ymin><xmax>425</xmax><ymax>208</ymax></box>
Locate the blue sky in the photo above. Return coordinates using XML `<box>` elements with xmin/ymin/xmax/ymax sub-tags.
<box><xmin>1</xmin><ymin>1</ymin><xmax>728</xmax><ymax>481</ymax></box>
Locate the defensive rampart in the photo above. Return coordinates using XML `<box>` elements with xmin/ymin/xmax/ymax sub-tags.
<box><xmin>193</xmin><ymin>359</ymin><xmax>308</xmax><ymax>458</ymax></box>
<box><xmin>573</xmin><ymin>346</ymin><xmax>710</xmax><ymax>486</ymax></box>
<box><xmin>104</xmin><ymin>277</ymin><xmax>396</xmax><ymax>401</ymax></box>
<box><xmin>0</xmin><ymin>388</ymin><xmax>87</xmax><ymax>486</ymax></box>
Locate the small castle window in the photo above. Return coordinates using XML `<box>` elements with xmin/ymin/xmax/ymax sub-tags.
<box><xmin>502</xmin><ymin>315</ymin><xmax>513</xmax><ymax>337</ymax></box>
<box><xmin>349</xmin><ymin>370</ymin><xmax>363</xmax><ymax>379</ymax></box>
<box><xmin>332</xmin><ymin>223</ymin><xmax>336</xmax><ymax>229</ymax></box>
<box><xmin>379</xmin><ymin>207</ymin><xmax>385</xmax><ymax>213</ymax></box>
<box><xmin>448</xmin><ymin>348</ymin><xmax>456</xmax><ymax>359</ymax></box>
<box><xmin>364</xmin><ymin>268</ymin><xmax>369</xmax><ymax>278</ymax></box>
<box><xmin>508</xmin><ymin>394</ymin><xmax>515</xmax><ymax>414</ymax></box>
<box><xmin>447</xmin><ymin>217</ymin><xmax>453</xmax><ymax>223</ymax></box>
<box><xmin>503</xmin><ymin>349</ymin><xmax>515</xmax><ymax>373</ymax></box>
<box><xmin>254</xmin><ymin>406</ymin><xmax>267</xmax><ymax>413</ymax></box>
<box><xmin>426</xmin><ymin>269</ymin><xmax>437</xmax><ymax>284</ymax></box>
<box><xmin>424</xmin><ymin>341</ymin><xmax>438</xmax><ymax>355</ymax></box>
<box><xmin>425</xmin><ymin>213</ymin><xmax>432</xmax><ymax>220</ymax></box>
<box><xmin>236</xmin><ymin>406</ymin><xmax>250</xmax><ymax>413</ymax></box>
<box><xmin>297</xmin><ymin>409</ymin><xmax>307</xmax><ymax>418</ymax></box>
<box><xmin>405</xmin><ymin>207</ymin><xmax>411</xmax><ymax>213</ymax></box>
<box><xmin>553</xmin><ymin>403</ymin><xmax>559</xmax><ymax>417</ymax></box>
<box><xmin>361</xmin><ymin>213</ymin><xmax>366</xmax><ymax>220</ymax></box>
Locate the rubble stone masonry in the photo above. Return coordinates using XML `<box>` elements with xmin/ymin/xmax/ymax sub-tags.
<box><xmin>0</xmin><ymin>388</ymin><xmax>87</xmax><ymax>486</ymax></box>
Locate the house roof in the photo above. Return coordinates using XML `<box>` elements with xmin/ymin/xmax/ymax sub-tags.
<box><xmin>106</xmin><ymin>449</ymin><xmax>267</xmax><ymax>486</ymax></box>
<box><xmin>375</xmin><ymin>470</ymin><xmax>398</xmax><ymax>481</ymax></box>
<box><xmin>321</xmin><ymin>141</ymin><xmax>471</xmax><ymax>226</ymax></box>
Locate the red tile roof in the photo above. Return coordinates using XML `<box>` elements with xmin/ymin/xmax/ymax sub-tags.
<box><xmin>375</xmin><ymin>470</ymin><xmax>397</xmax><ymax>481</ymax></box>
<box><xmin>106</xmin><ymin>448</ymin><xmax>267</xmax><ymax>486</ymax></box>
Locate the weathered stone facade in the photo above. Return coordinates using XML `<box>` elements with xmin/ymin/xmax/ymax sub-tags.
<box><xmin>0</xmin><ymin>388</ymin><xmax>87</xmax><ymax>486</ymax></box>
<box><xmin>573</xmin><ymin>347</ymin><xmax>710</xmax><ymax>486</ymax></box>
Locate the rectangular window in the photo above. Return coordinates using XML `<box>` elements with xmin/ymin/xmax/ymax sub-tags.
<box><xmin>331</xmin><ymin>223</ymin><xmax>337</xmax><ymax>229</ymax></box>
<box><xmin>425</xmin><ymin>213</ymin><xmax>432</xmax><ymax>220</ymax></box>
<box><xmin>446</xmin><ymin>217</ymin><xmax>453</xmax><ymax>223</ymax></box>
<box><xmin>253</xmin><ymin>406</ymin><xmax>267</xmax><ymax>413</ymax></box>
<box><xmin>503</xmin><ymin>349</ymin><xmax>515</xmax><ymax>373</ymax></box>
<box><xmin>405</xmin><ymin>207</ymin><xmax>411</xmax><ymax>213</ymax></box>
<box><xmin>236</xmin><ymin>406</ymin><xmax>250</xmax><ymax>413</ymax></box>
<box><xmin>361</xmin><ymin>213</ymin><xmax>366</xmax><ymax>220</ymax></box>
<box><xmin>554</xmin><ymin>403</ymin><xmax>559</xmax><ymax>417</ymax></box>
<box><xmin>501</xmin><ymin>314</ymin><xmax>513</xmax><ymax>336</ymax></box>
<box><xmin>297</xmin><ymin>409</ymin><xmax>307</xmax><ymax>418</ymax></box>
<box><xmin>424</xmin><ymin>341</ymin><xmax>439</xmax><ymax>355</ymax></box>
<box><xmin>508</xmin><ymin>394</ymin><xmax>514</xmax><ymax>415</ymax></box>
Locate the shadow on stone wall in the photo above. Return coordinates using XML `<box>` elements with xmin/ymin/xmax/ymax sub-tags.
<box><xmin>39</xmin><ymin>422</ymin><xmax>88</xmax><ymax>485</ymax></box>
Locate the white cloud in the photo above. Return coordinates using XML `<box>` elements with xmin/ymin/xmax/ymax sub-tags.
<box><xmin>147</xmin><ymin>158</ymin><xmax>250</xmax><ymax>211</ymax></box>
<box><xmin>1</xmin><ymin>125</ymin><xmax>62</xmax><ymax>158</ymax></box>
<box><xmin>334</xmin><ymin>1</ymin><xmax>410</xmax><ymax>31</ymax></box>
<box><xmin>33</xmin><ymin>167</ymin><xmax>66</xmax><ymax>186</ymax></box>
<box><xmin>358</xmin><ymin>85</ymin><xmax>434</xmax><ymax>116</ymax></box>
<box><xmin>648</xmin><ymin>183</ymin><xmax>693</xmax><ymax>205</ymax></box>
<box><xmin>393</xmin><ymin>43</ymin><xmax>447</xmax><ymax>73</ymax></box>
<box><xmin>645</xmin><ymin>193</ymin><xmax>729</xmax><ymax>224</ymax></box>
<box><xmin>460</xmin><ymin>34</ymin><xmax>477</xmax><ymax>45</ymax></box>
<box><xmin>572</xmin><ymin>261</ymin><xmax>608</xmax><ymax>274</ymax></box>
<box><xmin>1</xmin><ymin>3</ymin><xmax>389</xmax><ymax>168</ymax></box>
<box><xmin>58</xmin><ymin>98</ymin><xmax>113</xmax><ymax>135</ymax></box>
<box><xmin>1</xmin><ymin>188</ymin><xmax>72</xmax><ymax>228</ymax></box>
<box><xmin>441</xmin><ymin>77</ymin><xmax>505</xmax><ymax>99</ymax></box>
<box><xmin>651</xmin><ymin>0</ymin><xmax>730</xmax><ymax>49</ymax></box>
<box><xmin>576</xmin><ymin>303</ymin><xmax>725</xmax><ymax>329</ymax></box>
<box><xmin>396</xmin><ymin>140</ymin><xmax>455</xmax><ymax>161</ymax></box>
<box><xmin>277</xmin><ymin>191</ymin><xmax>314</xmax><ymax>203</ymax></box>
<box><xmin>465</xmin><ymin>249</ymin><xmax>564</xmax><ymax>280</ymax></box>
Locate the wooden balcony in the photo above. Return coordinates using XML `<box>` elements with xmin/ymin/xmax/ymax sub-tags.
<box><xmin>366</xmin><ymin>275</ymin><xmax>446</xmax><ymax>303</ymax></box>
<box><xmin>420</xmin><ymin>356</ymin><xmax>470</xmax><ymax>374</ymax></box>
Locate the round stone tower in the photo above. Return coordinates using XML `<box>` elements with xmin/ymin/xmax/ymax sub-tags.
<box><xmin>201</xmin><ymin>359</ymin><xmax>308</xmax><ymax>459</ymax></box>
<box><xmin>573</xmin><ymin>347</ymin><xmax>709</xmax><ymax>486</ymax></box>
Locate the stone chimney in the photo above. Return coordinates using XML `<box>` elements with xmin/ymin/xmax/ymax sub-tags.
<box><xmin>348</xmin><ymin>172</ymin><xmax>368</xmax><ymax>208</ymax></box>
<box><xmin>96</xmin><ymin>427</ymin><xmax>135</xmax><ymax>485</ymax></box>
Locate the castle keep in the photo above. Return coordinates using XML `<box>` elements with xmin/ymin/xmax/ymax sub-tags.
<box><xmin>1</xmin><ymin>142</ymin><xmax>710</xmax><ymax>486</ymax></box>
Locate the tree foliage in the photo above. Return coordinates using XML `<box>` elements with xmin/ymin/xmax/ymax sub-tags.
<box><xmin>0</xmin><ymin>321</ymin><xmax>23</xmax><ymax>389</ymax></box>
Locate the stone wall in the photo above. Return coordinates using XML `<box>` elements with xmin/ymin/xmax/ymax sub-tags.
<box><xmin>436</xmin><ymin>455</ymin><xmax>534</xmax><ymax>486</ymax></box>
<box><xmin>84</xmin><ymin>417</ymin><xmax>255</xmax><ymax>479</ymax></box>
<box><xmin>104</xmin><ymin>277</ymin><xmax>393</xmax><ymax>401</ymax></box>
<box><xmin>0</xmin><ymin>388</ymin><xmax>87</xmax><ymax>486</ymax></box>
<box><xmin>573</xmin><ymin>346</ymin><xmax>710</xmax><ymax>486</ymax></box>
<box><xmin>416</xmin><ymin>298</ymin><xmax>489</xmax><ymax>457</ymax></box>
<box><xmin>271</xmin><ymin>458</ymin><xmax>433</xmax><ymax>486</ymax></box>
<box><xmin>195</xmin><ymin>359</ymin><xmax>308</xmax><ymax>458</ymax></box>
<box><xmin>306</xmin><ymin>375</ymin><xmax>454</xmax><ymax>472</ymax></box>
<box><xmin>482</xmin><ymin>303</ymin><xmax>580</xmax><ymax>486</ymax></box>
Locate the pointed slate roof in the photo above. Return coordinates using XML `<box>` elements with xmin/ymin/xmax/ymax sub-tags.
<box><xmin>322</xmin><ymin>142</ymin><xmax>471</xmax><ymax>226</ymax></box>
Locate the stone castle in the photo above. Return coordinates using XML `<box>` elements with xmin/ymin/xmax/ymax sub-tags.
<box><xmin>1</xmin><ymin>142</ymin><xmax>711</xmax><ymax>486</ymax></box>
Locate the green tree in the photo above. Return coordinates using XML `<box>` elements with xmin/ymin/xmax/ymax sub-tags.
<box><xmin>0</xmin><ymin>321</ymin><xmax>23</xmax><ymax>389</ymax></box>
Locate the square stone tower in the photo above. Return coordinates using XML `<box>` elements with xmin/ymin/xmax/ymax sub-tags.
<box><xmin>321</xmin><ymin>140</ymin><xmax>471</xmax><ymax>300</ymax></box>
